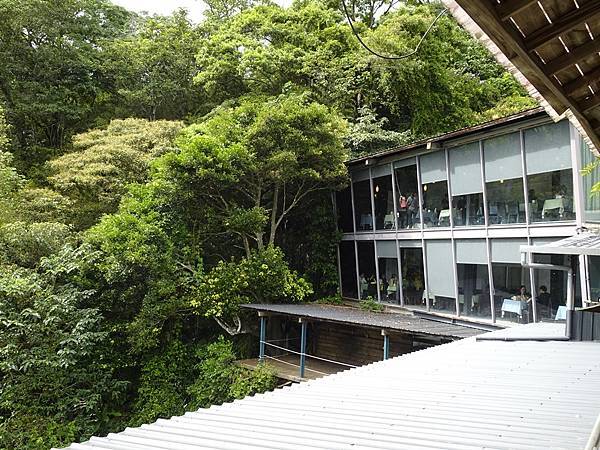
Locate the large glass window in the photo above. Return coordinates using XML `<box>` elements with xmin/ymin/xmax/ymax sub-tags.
<box><xmin>353</xmin><ymin>176</ymin><xmax>372</xmax><ymax>231</ymax></box>
<box><xmin>589</xmin><ymin>255</ymin><xmax>600</xmax><ymax>302</ymax></box>
<box><xmin>425</xmin><ymin>240</ymin><xmax>456</xmax><ymax>314</ymax></box>
<box><xmin>336</xmin><ymin>186</ymin><xmax>354</xmax><ymax>233</ymax></box>
<box><xmin>581</xmin><ymin>139</ymin><xmax>600</xmax><ymax>222</ymax></box>
<box><xmin>420</xmin><ymin>152</ymin><xmax>450</xmax><ymax>228</ymax></box>
<box><xmin>376</xmin><ymin>241</ymin><xmax>399</xmax><ymax>303</ymax></box>
<box><xmin>339</xmin><ymin>241</ymin><xmax>357</xmax><ymax>298</ymax></box>
<box><xmin>401</xmin><ymin>245</ymin><xmax>425</xmax><ymax>308</ymax></box>
<box><xmin>449</xmin><ymin>142</ymin><xmax>485</xmax><ymax>227</ymax></box>
<box><xmin>525</xmin><ymin>121</ymin><xmax>573</xmax><ymax>222</ymax></box>
<box><xmin>491</xmin><ymin>238</ymin><xmax>530</xmax><ymax>323</ymax></box>
<box><xmin>532</xmin><ymin>253</ymin><xmax>569</xmax><ymax>321</ymax></box>
<box><xmin>484</xmin><ymin>132</ymin><xmax>526</xmax><ymax>225</ymax></box>
<box><xmin>393</xmin><ymin>160</ymin><xmax>419</xmax><ymax>230</ymax></box>
<box><xmin>455</xmin><ymin>239</ymin><xmax>491</xmax><ymax>319</ymax></box>
<box><xmin>357</xmin><ymin>241</ymin><xmax>376</xmax><ymax>299</ymax></box>
<box><xmin>372</xmin><ymin>172</ymin><xmax>395</xmax><ymax>231</ymax></box>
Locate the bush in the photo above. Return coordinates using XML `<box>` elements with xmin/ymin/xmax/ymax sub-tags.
<box><xmin>359</xmin><ymin>296</ymin><xmax>384</xmax><ymax>312</ymax></box>
<box><xmin>187</xmin><ymin>337</ymin><xmax>277</xmax><ymax>409</ymax></box>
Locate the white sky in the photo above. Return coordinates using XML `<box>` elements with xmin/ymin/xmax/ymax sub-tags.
<box><xmin>111</xmin><ymin>0</ymin><xmax>207</xmax><ymax>23</ymax></box>
<box><xmin>111</xmin><ymin>0</ymin><xmax>293</xmax><ymax>22</ymax></box>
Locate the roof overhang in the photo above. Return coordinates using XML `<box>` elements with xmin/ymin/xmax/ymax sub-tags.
<box><xmin>521</xmin><ymin>232</ymin><xmax>600</xmax><ymax>256</ymax></box>
<box><xmin>443</xmin><ymin>0</ymin><xmax>600</xmax><ymax>155</ymax></box>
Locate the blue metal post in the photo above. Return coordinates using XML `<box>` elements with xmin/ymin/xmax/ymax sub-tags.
<box><xmin>299</xmin><ymin>319</ymin><xmax>307</xmax><ymax>379</ymax></box>
<box><xmin>259</xmin><ymin>315</ymin><xmax>266</xmax><ymax>362</ymax></box>
<box><xmin>382</xmin><ymin>330</ymin><xmax>390</xmax><ymax>360</ymax></box>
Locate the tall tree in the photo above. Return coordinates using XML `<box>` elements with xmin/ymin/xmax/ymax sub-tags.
<box><xmin>106</xmin><ymin>10</ymin><xmax>204</xmax><ymax>120</ymax></box>
<box><xmin>0</xmin><ymin>0</ymin><xmax>130</xmax><ymax>166</ymax></box>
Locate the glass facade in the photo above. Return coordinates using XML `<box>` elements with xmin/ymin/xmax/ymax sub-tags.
<box><xmin>394</xmin><ymin>161</ymin><xmax>419</xmax><ymax>230</ymax></box>
<box><xmin>401</xmin><ymin>246</ymin><xmax>425</xmax><ymax>307</ymax></box>
<box><xmin>353</xmin><ymin>177</ymin><xmax>372</xmax><ymax>231</ymax></box>
<box><xmin>524</xmin><ymin>122</ymin><xmax>573</xmax><ymax>222</ymax></box>
<box><xmin>357</xmin><ymin>241</ymin><xmax>376</xmax><ymax>299</ymax></box>
<box><xmin>339</xmin><ymin>241</ymin><xmax>357</xmax><ymax>298</ymax></box>
<box><xmin>336</xmin><ymin>119</ymin><xmax>592</xmax><ymax>324</ymax></box>
<box><xmin>373</xmin><ymin>174</ymin><xmax>394</xmax><ymax>230</ymax></box>
<box><xmin>484</xmin><ymin>132</ymin><xmax>526</xmax><ymax>225</ymax></box>
<box><xmin>336</xmin><ymin>187</ymin><xmax>354</xmax><ymax>233</ymax></box>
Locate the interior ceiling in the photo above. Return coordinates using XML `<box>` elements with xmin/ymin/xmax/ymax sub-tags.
<box><xmin>445</xmin><ymin>0</ymin><xmax>600</xmax><ymax>154</ymax></box>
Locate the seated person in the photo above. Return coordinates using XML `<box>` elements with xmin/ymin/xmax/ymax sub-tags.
<box><xmin>511</xmin><ymin>285</ymin><xmax>531</xmax><ymax>302</ymax></box>
<box><xmin>536</xmin><ymin>285</ymin><xmax>553</xmax><ymax>316</ymax></box>
<box><xmin>387</xmin><ymin>274</ymin><xmax>398</xmax><ymax>301</ymax></box>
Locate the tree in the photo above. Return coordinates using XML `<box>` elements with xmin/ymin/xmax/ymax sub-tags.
<box><xmin>106</xmin><ymin>10</ymin><xmax>204</xmax><ymax>120</ymax></box>
<box><xmin>192</xmin><ymin>246</ymin><xmax>312</xmax><ymax>334</ymax></box>
<box><xmin>0</xmin><ymin>0</ymin><xmax>131</xmax><ymax>168</ymax></box>
<box><xmin>167</xmin><ymin>94</ymin><xmax>348</xmax><ymax>252</ymax></box>
<box><xmin>48</xmin><ymin>118</ymin><xmax>183</xmax><ymax>229</ymax></box>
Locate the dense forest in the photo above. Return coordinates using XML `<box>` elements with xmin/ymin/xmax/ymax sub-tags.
<box><xmin>0</xmin><ymin>0</ymin><xmax>536</xmax><ymax>447</ymax></box>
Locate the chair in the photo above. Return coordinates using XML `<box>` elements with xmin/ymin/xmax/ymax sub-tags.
<box><xmin>438</xmin><ymin>209</ymin><xmax>451</xmax><ymax>227</ymax></box>
<box><xmin>383</xmin><ymin>214</ymin><xmax>395</xmax><ymax>229</ymax></box>
<box><xmin>359</xmin><ymin>214</ymin><xmax>373</xmax><ymax>230</ymax></box>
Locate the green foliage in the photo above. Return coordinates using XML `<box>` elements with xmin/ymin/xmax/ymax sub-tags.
<box><xmin>0</xmin><ymin>221</ymin><xmax>73</xmax><ymax>267</ymax></box>
<box><xmin>0</xmin><ymin>248</ymin><xmax>127</xmax><ymax>449</ymax></box>
<box><xmin>0</xmin><ymin>0</ymin><xmax>131</xmax><ymax>167</ymax></box>
<box><xmin>316</xmin><ymin>294</ymin><xmax>345</xmax><ymax>305</ymax></box>
<box><xmin>49</xmin><ymin>118</ymin><xmax>183</xmax><ymax>229</ymax></box>
<box><xmin>359</xmin><ymin>296</ymin><xmax>384</xmax><ymax>312</ymax></box>
<box><xmin>106</xmin><ymin>10</ymin><xmax>203</xmax><ymax>120</ymax></box>
<box><xmin>192</xmin><ymin>246</ymin><xmax>313</xmax><ymax>319</ymax></box>
<box><xmin>130</xmin><ymin>340</ymin><xmax>196</xmax><ymax>427</ymax></box>
<box><xmin>187</xmin><ymin>337</ymin><xmax>277</xmax><ymax>409</ymax></box>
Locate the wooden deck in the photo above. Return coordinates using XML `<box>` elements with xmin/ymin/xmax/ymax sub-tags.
<box><xmin>237</xmin><ymin>354</ymin><xmax>348</xmax><ymax>382</ymax></box>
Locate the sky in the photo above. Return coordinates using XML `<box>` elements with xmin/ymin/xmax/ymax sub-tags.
<box><xmin>111</xmin><ymin>0</ymin><xmax>207</xmax><ymax>23</ymax></box>
<box><xmin>111</xmin><ymin>0</ymin><xmax>293</xmax><ymax>22</ymax></box>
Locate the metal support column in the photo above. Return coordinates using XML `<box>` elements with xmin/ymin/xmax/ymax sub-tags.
<box><xmin>259</xmin><ymin>313</ymin><xmax>267</xmax><ymax>362</ymax></box>
<box><xmin>299</xmin><ymin>318</ymin><xmax>307</xmax><ymax>379</ymax></box>
<box><xmin>382</xmin><ymin>329</ymin><xmax>390</xmax><ymax>360</ymax></box>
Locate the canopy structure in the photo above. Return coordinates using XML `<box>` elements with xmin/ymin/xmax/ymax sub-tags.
<box><xmin>443</xmin><ymin>0</ymin><xmax>600</xmax><ymax>154</ymax></box>
<box><xmin>520</xmin><ymin>232</ymin><xmax>600</xmax><ymax>256</ymax></box>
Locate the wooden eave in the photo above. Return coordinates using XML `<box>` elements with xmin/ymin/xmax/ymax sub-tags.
<box><xmin>443</xmin><ymin>0</ymin><xmax>600</xmax><ymax>155</ymax></box>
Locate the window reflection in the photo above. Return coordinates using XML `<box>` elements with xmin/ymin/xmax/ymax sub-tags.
<box><xmin>378</xmin><ymin>257</ymin><xmax>399</xmax><ymax>303</ymax></box>
<box><xmin>353</xmin><ymin>180</ymin><xmax>372</xmax><ymax>231</ymax></box>
<box><xmin>339</xmin><ymin>241</ymin><xmax>357</xmax><ymax>298</ymax></box>
<box><xmin>401</xmin><ymin>247</ymin><xmax>425</xmax><ymax>308</ymax></box>
<box><xmin>492</xmin><ymin>263</ymin><xmax>531</xmax><ymax>323</ymax></box>
<box><xmin>452</xmin><ymin>193</ymin><xmax>484</xmax><ymax>226</ymax></box>
<box><xmin>486</xmin><ymin>178</ymin><xmax>525</xmax><ymax>224</ymax></box>
<box><xmin>394</xmin><ymin>164</ymin><xmax>419</xmax><ymax>230</ymax></box>
<box><xmin>527</xmin><ymin>169</ymin><xmax>574</xmax><ymax>222</ymax></box>
<box><xmin>357</xmin><ymin>241</ymin><xmax>376</xmax><ymax>299</ymax></box>
<box><xmin>336</xmin><ymin>187</ymin><xmax>354</xmax><ymax>232</ymax></box>
<box><xmin>457</xmin><ymin>264</ymin><xmax>491</xmax><ymax>318</ymax></box>
<box><xmin>421</xmin><ymin>180</ymin><xmax>450</xmax><ymax>227</ymax></box>
<box><xmin>373</xmin><ymin>175</ymin><xmax>395</xmax><ymax>230</ymax></box>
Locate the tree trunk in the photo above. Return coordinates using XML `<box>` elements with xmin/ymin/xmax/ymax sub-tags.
<box><xmin>269</xmin><ymin>184</ymin><xmax>279</xmax><ymax>246</ymax></box>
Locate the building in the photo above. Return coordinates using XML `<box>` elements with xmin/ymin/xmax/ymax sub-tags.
<box><xmin>336</xmin><ymin>108</ymin><xmax>600</xmax><ymax>325</ymax></box>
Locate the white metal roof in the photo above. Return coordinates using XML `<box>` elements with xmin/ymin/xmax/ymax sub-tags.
<box><xmin>60</xmin><ymin>323</ymin><xmax>600</xmax><ymax>450</ymax></box>
<box><xmin>521</xmin><ymin>232</ymin><xmax>600</xmax><ymax>257</ymax></box>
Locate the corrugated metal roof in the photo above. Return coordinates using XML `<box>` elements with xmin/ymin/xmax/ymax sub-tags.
<box><xmin>521</xmin><ymin>232</ymin><xmax>600</xmax><ymax>257</ymax></box>
<box><xmin>60</xmin><ymin>323</ymin><xmax>600</xmax><ymax>450</ymax></box>
<box><xmin>242</xmin><ymin>303</ymin><xmax>486</xmax><ymax>339</ymax></box>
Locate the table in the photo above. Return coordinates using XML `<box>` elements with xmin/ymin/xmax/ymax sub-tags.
<box><xmin>501</xmin><ymin>299</ymin><xmax>528</xmax><ymax>320</ymax></box>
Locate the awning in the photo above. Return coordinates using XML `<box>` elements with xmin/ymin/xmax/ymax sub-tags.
<box><xmin>520</xmin><ymin>232</ymin><xmax>600</xmax><ymax>257</ymax></box>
